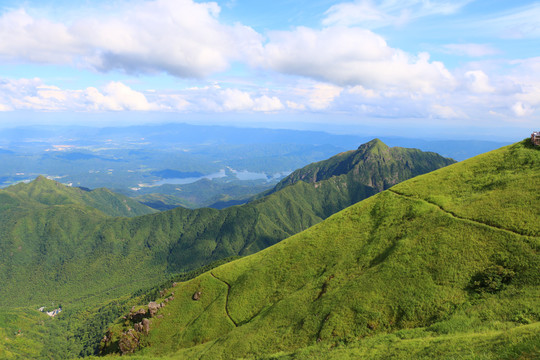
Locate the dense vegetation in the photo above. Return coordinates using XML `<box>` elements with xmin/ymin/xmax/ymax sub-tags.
<box><xmin>0</xmin><ymin>140</ymin><xmax>452</xmax><ymax>308</ymax></box>
<box><xmin>272</xmin><ymin>138</ymin><xmax>455</xmax><ymax>193</ymax></box>
<box><xmin>0</xmin><ymin>140</ymin><xmax>455</xmax><ymax>358</ymax></box>
<box><xmin>0</xmin><ymin>257</ymin><xmax>239</xmax><ymax>359</ymax></box>
<box><xmin>3</xmin><ymin>176</ymin><xmax>156</xmax><ymax>217</ymax></box>
<box><xmin>100</xmin><ymin>139</ymin><xmax>539</xmax><ymax>359</ymax></box>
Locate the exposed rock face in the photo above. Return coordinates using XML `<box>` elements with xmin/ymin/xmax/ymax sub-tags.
<box><xmin>118</xmin><ymin>329</ymin><xmax>139</xmax><ymax>354</ymax></box>
<box><xmin>129</xmin><ymin>307</ymin><xmax>147</xmax><ymax>322</ymax></box>
<box><xmin>148</xmin><ymin>302</ymin><xmax>159</xmax><ymax>317</ymax></box>
<box><xmin>142</xmin><ymin>318</ymin><xmax>150</xmax><ymax>334</ymax></box>
<box><xmin>192</xmin><ymin>291</ymin><xmax>201</xmax><ymax>300</ymax></box>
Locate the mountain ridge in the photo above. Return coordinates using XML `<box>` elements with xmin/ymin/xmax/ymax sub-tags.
<box><xmin>271</xmin><ymin>139</ymin><xmax>455</xmax><ymax>193</ymax></box>
<box><xmin>99</xmin><ymin>139</ymin><xmax>539</xmax><ymax>359</ymax></box>
<box><xmin>3</xmin><ymin>176</ymin><xmax>157</xmax><ymax>217</ymax></box>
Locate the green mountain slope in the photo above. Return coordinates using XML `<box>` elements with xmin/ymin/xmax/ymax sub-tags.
<box><xmin>103</xmin><ymin>139</ymin><xmax>539</xmax><ymax>359</ymax></box>
<box><xmin>4</xmin><ymin>176</ymin><xmax>157</xmax><ymax>217</ymax></box>
<box><xmin>0</xmin><ymin>140</ymin><xmax>453</xmax><ymax>310</ymax></box>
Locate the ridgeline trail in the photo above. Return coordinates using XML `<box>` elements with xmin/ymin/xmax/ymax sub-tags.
<box><xmin>387</xmin><ymin>189</ymin><xmax>533</xmax><ymax>238</ymax></box>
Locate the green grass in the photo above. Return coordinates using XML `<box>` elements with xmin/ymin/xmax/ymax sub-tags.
<box><xmin>99</xmin><ymin>139</ymin><xmax>539</xmax><ymax>359</ymax></box>
<box><xmin>0</xmin><ymin>140</ymin><xmax>486</xmax><ymax>358</ymax></box>
<box><xmin>0</xmin><ymin>140</ymin><xmax>451</xmax><ymax>310</ymax></box>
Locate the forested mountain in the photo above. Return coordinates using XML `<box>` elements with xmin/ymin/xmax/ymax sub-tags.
<box><xmin>3</xmin><ymin>176</ymin><xmax>156</xmax><ymax>217</ymax></box>
<box><xmin>101</xmin><ymin>139</ymin><xmax>540</xmax><ymax>359</ymax></box>
<box><xmin>272</xmin><ymin>138</ymin><xmax>454</xmax><ymax>192</ymax></box>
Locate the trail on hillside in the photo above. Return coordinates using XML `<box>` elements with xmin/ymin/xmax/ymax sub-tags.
<box><xmin>388</xmin><ymin>189</ymin><xmax>532</xmax><ymax>238</ymax></box>
<box><xmin>210</xmin><ymin>273</ymin><xmax>238</xmax><ymax>327</ymax></box>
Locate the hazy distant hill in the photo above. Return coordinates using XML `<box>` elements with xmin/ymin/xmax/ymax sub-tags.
<box><xmin>101</xmin><ymin>139</ymin><xmax>539</xmax><ymax>359</ymax></box>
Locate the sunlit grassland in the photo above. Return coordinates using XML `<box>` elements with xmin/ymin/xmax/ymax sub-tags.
<box><xmin>102</xmin><ymin>139</ymin><xmax>539</xmax><ymax>359</ymax></box>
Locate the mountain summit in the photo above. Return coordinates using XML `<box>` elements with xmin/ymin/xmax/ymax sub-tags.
<box><xmin>4</xmin><ymin>176</ymin><xmax>156</xmax><ymax>217</ymax></box>
<box><xmin>273</xmin><ymin>138</ymin><xmax>455</xmax><ymax>193</ymax></box>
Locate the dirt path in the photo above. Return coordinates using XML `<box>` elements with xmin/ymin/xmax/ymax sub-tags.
<box><xmin>210</xmin><ymin>272</ymin><xmax>238</xmax><ymax>327</ymax></box>
<box><xmin>388</xmin><ymin>189</ymin><xmax>531</xmax><ymax>238</ymax></box>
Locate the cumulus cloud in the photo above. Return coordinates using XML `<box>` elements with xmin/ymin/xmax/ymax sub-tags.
<box><xmin>348</xmin><ymin>85</ymin><xmax>379</xmax><ymax>98</ymax></box>
<box><xmin>0</xmin><ymin>9</ymin><xmax>81</xmax><ymax>63</ymax></box>
<box><xmin>219</xmin><ymin>88</ymin><xmax>254</xmax><ymax>111</ymax></box>
<box><xmin>253</xmin><ymin>95</ymin><xmax>284</xmax><ymax>112</ymax></box>
<box><xmin>306</xmin><ymin>84</ymin><xmax>343</xmax><ymax>110</ymax></box>
<box><xmin>0</xmin><ymin>78</ymin><xmax>162</xmax><ymax>112</ymax></box>
<box><xmin>465</xmin><ymin>70</ymin><xmax>495</xmax><ymax>93</ymax></box>
<box><xmin>84</xmin><ymin>82</ymin><xmax>158</xmax><ymax>111</ymax></box>
<box><xmin>512</xmin><ymin>101</ymin><xmax>532</xmax><ymax>117</ymax></box>
<box><xmin>0</xmin><ymin>0</ymin><xmax>261</xmax><ymax>77</ymax></box>
<box><xmin>430</xmin><ymin>104</ymin><xmax>462</xmax><ymax>119</ymax></box>
<box><xmin>212</xmin><ymin>88</ymin><xmax>284</xmax><ymax>112</ymax></box>
<box><xmin>286</xmin><ymin>101</ymin><xmax>306</xmax><ymax>110</ymax></box>
<box><xmin>262</xmin><ymin>26</ymin><xmax>454</xmax><ymax>94</ymax></box>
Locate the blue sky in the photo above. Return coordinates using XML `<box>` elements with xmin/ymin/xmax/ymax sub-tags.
<box><xmin>0</xmin><ymin>0</ymin><xmax>538</xmax><ymax>140</ymax></box>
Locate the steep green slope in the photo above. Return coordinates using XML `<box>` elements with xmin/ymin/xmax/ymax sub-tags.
<box><xmin>105</xmin><ymin>139</ymin><xmax>539</xmax><ymax>359</ymax></box>
<box><xmin>4</xmin><ymin>176</ymin><xmax>156</xmax><ymax>217</ymax></box>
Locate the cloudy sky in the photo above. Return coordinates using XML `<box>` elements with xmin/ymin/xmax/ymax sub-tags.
<box><xmin>0</xmin><ymin>0</ymin><xmax>538</xmax><ymax>139</ymax></box>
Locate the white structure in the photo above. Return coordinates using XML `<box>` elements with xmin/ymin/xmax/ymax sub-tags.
<box><xmin>532</xmin><ymin>131</ymin><xmax>540</xmax><ymax>146</ymax></box>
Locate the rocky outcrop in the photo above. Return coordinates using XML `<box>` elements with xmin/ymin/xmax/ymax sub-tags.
<box><xmin>101</xmin><ymin>286</ymin><xmax>177</xmax><ymax>355</ymax></box>
<box><xmin>118</xmin><ymin>329</ymin><xmax>139</xmax><ymax>355</ymax></box>
<box><xmin>148</xmin><ymin>302</ymin><xmax>159</xmax><ymax>317</ymax></box>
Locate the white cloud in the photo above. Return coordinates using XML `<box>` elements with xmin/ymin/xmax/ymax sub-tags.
<box><xmin>0</xmin><ymin>9</ymin><xmax>80</xmax><ymax>64</ymax></box>
<box><xmin>323</xmin><ymin>1</ymin><xmax>389</xmax><ymax>27</ymax></box>
<box><xmin>219</xmin><ymin>88</ymin><xmax>254</xmax><ymax>111</ymax></box>
<box><xmin>465</xmin><ymin>70</ymin><xmax>495</xmax><ymax>93</ymax></box>
<box><xmin>262</xmin><ymin>26</ymin><xmax>455</xmax><ymax>93</ymax></box>
<box><xmin>323</xmin><ymin>0</ymin><xmax>472</xmax><ymax>28</ymax></box>
<box><xmin>253</xmin><ymin>95</ymin><xmax>284</xmax><ymax>112</ymax></box>
<box><xmin>0</xmin><ymin>0</ymin><xmax>262</xmax><ymax>77</ymax></box>
<box><xmin>84</xmin><ymin>82</ymin><xmax>158</xmax><ymax>111</ymax></box>
<box><xmin>430</xmin><ymin>104</ymin><xmax>462</xmax><ymax>119</ymax></box>
<box><xmin>442</xmin><ymin>44</ymin><xmax>499</xmax><ymax>57</ymax></box>
<box><xmin>306</xmin><ymin>84</ymin><xmax>343</xmax><ymax>110</ymax></box>
<box><xmin>475</xmin><ymin>3</ymin><xmax>540</xmax><ymax>39</ymax></box>
<box><xmin>512</xmin><ymin>101</ymin><xmax>532</xmax><ymax>117</ymax></box>
<box><xmin>0</xmin><ymin>78</ymin><xmax>161</xmax><ymax>112</ymax></box>
<box><xmin>286</xmin><ymin>101</ymin><xmax>306</xmax><ymax>110</ymax></box>
<box><xmin>348</xmin><ymin>85</ymin><xmax>379</xmax><ymax>98</ymax></box>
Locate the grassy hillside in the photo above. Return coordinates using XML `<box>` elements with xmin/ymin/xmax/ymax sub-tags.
<box><xmin>102</xmin><ymin>139</ymin><xmax>539</xmax><ymax>359</ymax></box>
<box><xmin>4</xmin><ymin>176</ymin><xmax>156</xmax><ymax>217</ymax></box>
<box><xmin>0</xmin><ymin>140</ymin><xmax>457</xmax><ymax>358</ymax></box>
<box><xmin>0</xmin><ymin>140</ymin><xmax>453</xmax><ymax>309</ymax></box>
